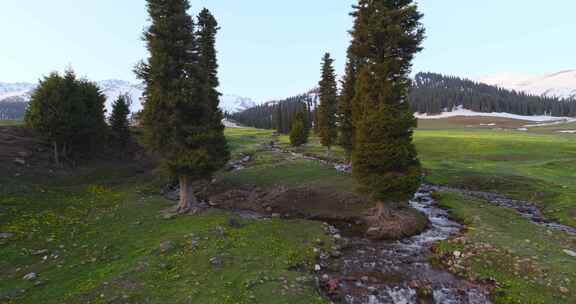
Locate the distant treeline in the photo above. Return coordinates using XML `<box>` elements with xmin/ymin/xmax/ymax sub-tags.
<box><xmin>409</xmin><ymin>72</ymin><xmax>576</xmax><ymax>116</ymax></box>
<box><xmin>232</xmin><ymin>72</ymin><xmax>576</xmax><ymax>130</ymax></box>
<box><xmin>0</xmin><ymin>97</ymin><xmax>26</xmax><ymax>120</ymax></box>
<box><xmin>229</xmin><ymin>89</ymin><xmax>318</xmax><ymax>133</ymax></box>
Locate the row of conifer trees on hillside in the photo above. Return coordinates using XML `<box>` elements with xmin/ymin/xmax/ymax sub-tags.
<box><xmin>229</xmin><ymin>90</ymin><xmax>318</xmax><ymax>134</ymax></box>
<box><xmin>410</xmin><ymin>72</ymin><xmax>576</xmax><ymax>116</ymax></box>
<box><xmin>0</xmin><ymin>98</ymin><xmax>27</xmax><ymax>120</ymax></box>
<box><xmin>234</xmin><ymin>73</ymin><xmax>576</xmax><ymax>138</ymax></box>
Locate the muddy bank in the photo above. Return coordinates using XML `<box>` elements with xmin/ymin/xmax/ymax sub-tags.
<box><xmin>161</xmin><ymin>182</ymin><xmax>429</xmax><ymax>241</ymax></box>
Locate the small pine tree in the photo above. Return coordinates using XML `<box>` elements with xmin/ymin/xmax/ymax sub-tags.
<box><xmin>351</xmin><ymin>0</ymin><xmax>425</xmax><ymax>205</ymax></box>
<box><xmin>109</xmin><ymin>94</ymin><xmax>132</xmax><ymax>147</ymax></box>
<box><xmin>317</xmin><ymin>53</ymin><xmax>338</xmax><ymax>154</ymax></box>
<box><xmin>289</xmin><ymin>111</ymin><xmax>308</xmax><ymax>147</ymax></box>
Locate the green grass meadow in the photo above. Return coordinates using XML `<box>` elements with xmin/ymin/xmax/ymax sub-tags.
<box><xmin>0</xmin><ymin>128</ymin><xmax>332</xmax><ymax>304</ymax></box>
<box><xmin>1</xmin><ymin>124</ymin><xmax>576</xmax><ymax>303</ymax></box>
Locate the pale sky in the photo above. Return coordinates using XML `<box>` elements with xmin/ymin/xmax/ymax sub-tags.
<box><xmin>1</xmin><ymin>1</ymin><xmax>575</xmax><ymax>102</ymax></box>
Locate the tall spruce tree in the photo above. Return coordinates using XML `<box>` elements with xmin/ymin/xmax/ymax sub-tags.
<box><xmin>196</xmin><ymin>8</ymin><xmax>230</xmax><ymax>175</ymax></box>
<box><xmin>350</xmin><ymin>0</ymin><xmax>425</xmax><ymax>206</ymax></box>
<box><xmin>338</xmin><ymin>49</ymin><xmax>358</xmax><ymax>162</ymax></box>
<box><xmin>136</xmin><ymin>0</ymin><xmax>228</xmax><ymax>213</ymax></box>
<box><xmin>317</xmin><ymin>53</ymin><xmax>338</xmax><ymax>154</ymax></box>
<box><xmin>109</xmin><ymin>94</ymin><xmax>132</xmax><ymax>147</ymax></box>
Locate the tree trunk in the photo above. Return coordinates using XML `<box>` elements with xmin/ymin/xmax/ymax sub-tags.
<box><xmin>375</xmin><ymin>201</ymin><xmax>392</xmax><ymax>219</ymax></box>
<box><xmin>178</xmin><ymin>175</ymin><xmax>198</xmax><ymax>214</ymax></box>
<box><xmin>52</xmin><ymin>141</ymin><xmax>60</xmax><ymax>167</ymax></box>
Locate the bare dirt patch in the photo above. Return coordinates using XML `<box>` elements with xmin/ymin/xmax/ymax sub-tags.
<box><xmin>0</xmin><ymin>126</ymin><xmax>53</xmax><ymax>175</ymax></box>
<box><xmin>207</xmin><ymin>184</ymin><xmax>428</xmax><ymax>240</ymax></box>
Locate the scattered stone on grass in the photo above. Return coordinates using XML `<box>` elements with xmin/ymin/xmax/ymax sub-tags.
<box><xmin>563</xmin><ymin>249</ymin><xmax>576</xmax><ymax>257</ymax></box>
<box><xmin>209</xmin><ymin>257</ymin><xmax>223</xmax><ymax>267</ymax></box>
<box><xmin>159</xmin><ymin>241</ymin><xmax>175</xmax><ymax>253</ymax></box>
<box><xmin>31</xmin><ymin>249</ymin><xmax>49</xmax><ymax>256</ymax></box>
<box><xmin>23</xmin><ymin>273</ymin><xmax>37</xmax><ymax>281</ymax></box>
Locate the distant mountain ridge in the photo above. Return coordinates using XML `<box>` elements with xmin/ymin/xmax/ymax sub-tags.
<box><xmin>0</xmin><ymin>80</ymin><xmax>256</xmax><ymax>120</ymax></box>
<box><xmin>479</xmin><ymin>70</ymin><xmax>576</xmax><ymax>100</ymax></box>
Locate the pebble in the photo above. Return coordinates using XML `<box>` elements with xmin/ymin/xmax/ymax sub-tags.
<box><xmin>559</xmin><ymin>286</ymin><xmax>569</xmax><ymax>294</ymax></box>
<box><xmin>31</xmin><ymin>249</ymin><xmax>49</xmax><ymax>256</ymax></box>
<box><xmin>563</xmin><ymin>249</ymin><xmax>576</xmax><ymax>257</ymax></box>
<box><xmin>23</xmin><ymin>273</ymin><xmax>37</xmax><ymax>281</ymax></box>
<box><xmin>209</xmin><ymin>257</ymin><xmax>223</xmax><ymax>267</ymax></box>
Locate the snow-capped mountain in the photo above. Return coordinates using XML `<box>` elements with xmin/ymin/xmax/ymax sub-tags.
<box><xmin>0</xmin><ymin>80</ymin><xmax>255</xmax><ymax>115</ymax></box>
<box><xmin>220</xmin><ymin>95</ymin><xmax>256</xmax><ymax>114</ymax></box>
<box><xmin>478</xmin><ymin>70</ymin><xmax>576</xmax><ymax>100</ymax></box>
<box><xmin>0</xmin><ymin>82</ymin><xmax>35</xmax><ymax>101</ymax></box>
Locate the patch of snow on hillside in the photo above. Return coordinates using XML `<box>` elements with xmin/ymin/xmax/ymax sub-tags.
<box><xmin>223</xmin><ymin>119</ymin><xmax>242</xmax><ymax>128</ymax></box>
<box><xmin>415</xmin><ymin>106</ymin><xmax>574</xmax><ymax>122</ymax></box>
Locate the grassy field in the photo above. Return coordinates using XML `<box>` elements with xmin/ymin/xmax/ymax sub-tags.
<box><xmin>417</xmin><ymin>129</ymin><xmax>576</xmax><ymax>227</ymax></box>
<box><xmin>2</xmin><ymin>122</ymin><xmax>576</xmax><ymax>303</ymax></box>
<box><xmin>434</xmin><ymin>192</ymin><xmax>576</xmax><ymax>304</ymax></box>
<box><xmin>0</xmin><ymin>129</ymin><xmax>334</xmax><ymax>304</ymax></box>
<box><xmin>278</xmin><ymin>122</ymin><xmax>576</xmax><ymax>228</ymax></box>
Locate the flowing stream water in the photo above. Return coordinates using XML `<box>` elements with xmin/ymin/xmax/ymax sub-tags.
<box><xmin>320</xmin><ymin>187</ymin><xmax>492</xmax><ymax>304</ymax></box>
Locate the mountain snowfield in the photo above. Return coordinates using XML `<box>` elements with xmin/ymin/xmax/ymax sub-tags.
<box><xmin>0</xmin><ymin>80</ymin><xmax>256</xmax><ymax>115</ymax></box>
<box><xmin>478</xmin><ymin>69</ymin><xmax>576</xmax><ymax>100</ymax></box>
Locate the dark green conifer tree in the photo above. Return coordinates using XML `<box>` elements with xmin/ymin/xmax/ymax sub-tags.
<box><xmin>317</xmin><ymin>53</ymin><xmax>338</xmax><ymax>154</ymax></box>
<box><xmin>338</xmin><ymin>49</ymin><xmax>358</xmax><ymax>162</ymax></box>
<box><xmin>351</xmin><ymin>0</ymin><xmax>425</xmax><ymax>206</ymax></box>
<box><xmin>25</xmin><ymin>69</ymin><xmax>107</xmax><ymax>165</ymax></box>
<box><xmin>109</xmin><ymin>94</ymin><xmax>132</xmax><ymax>147</ymax></box>
<box><xmin>136</xmin><ymin>0</ymin><xmax>228</xmax><ymax>213</ymax></box>
<box><xmin>276</xmin><ymin>103</ymin><xmax>283</xmax><ymax>134</ymax></box>
<box><xmin>196</xmin><ymin>8</ymin><xmax>230</xmax><ymax>174</ymax></box>
<box><xmin>289</xmin><ymin>111</ymin><xmax>308</xmax><ymax>147</ymax></box>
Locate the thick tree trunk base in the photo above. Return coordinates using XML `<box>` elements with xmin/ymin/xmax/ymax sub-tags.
<box><xmin>177</xmin><ymin>175</ymin><xmax>198</xmax><ymax>214</ymax></box>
